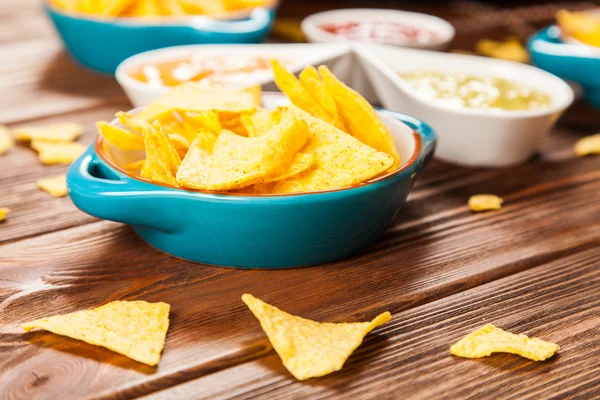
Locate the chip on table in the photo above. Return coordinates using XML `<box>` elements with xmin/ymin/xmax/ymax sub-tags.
<box><xmin>37</xmin><ymin>175</ymin><xmax>68</xmax><ymax>197</ymax></box>
<box><xmin>0</xmin><ymin>207</ymin><xmax>10</xmax><ymax>222</ymax></box>
<box><xmin>12</xmin><ymin>122</ymin><xmax>83</xmax><ymax>143</ymax></box>
<box><xmin>0</xmin><ymin>126</ymin><xmax>14</xmax><ymax>155</ymax></box>
<box><xmin>22</xmin><ymin>300</ymin><xmax>170</xmax><ymax>366</ymax></box>
<box><xmin>468</xmin><ymin>194</ymin><xmax>504</xmax><ymax>212</ymax></box>
<box><xmin>574</xmin><ymin>133</ymin><xmax>600</xmax><ymax>156</ymax></box>
<box><xmin>450</xmin><ymin>324</ymin><xmax>559</xmax><ymax>361</ymax></box>
<box><xmin>242</xmin><ymin>294</ymin><xmax>391</xmax><ymax>380</ymax></box>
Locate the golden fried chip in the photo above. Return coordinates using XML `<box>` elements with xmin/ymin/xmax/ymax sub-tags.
<box><xmin>247</xmin><ymin>108</ymin><xmax>282</xmax><ymax>137</ymax></box>
<box><xmin>13</xmin><ymin>122</ymin><xmax>83</xmax><ymax>142</ymax></box>
<box><xmin>273</xmin><ymin>107</ymin><xmax>394</xmax><ymax>194</ymax></box>
<box><xmin>175</xmin><ymin>130</ymin><xmax>218</xmax><ymax>188</ymax></box>
<box><xmin>468</xmin><ymin>194</ymin><xmax>504</xmax><ymax>212</ymax></box>
<box><xmin>136</xmin><ymin>83</ymin><xmax>257</xmax><ymax>121</ymax></box>
<box><xmin>37</xmin><ymin>175</ymin><xmax>68</xmax><ymax>197</ymax></box>
<box><xmin>318</xmin><ymin>66</ymin><xmax>400</xmax><ymax>169</ymax></box>
<box><xmin>22</xmin><ymin>300</ymin><xmax>170</xmax><ymax>366</ymax></box>
<box><xmin>299</xmin><ymin>66</ymin><xmax>345</xmax><ymax>131</ymax></box>
<box><xmin>475</xmin><ymin>37</ymin><xmax>529</xmax><ymax>63</ymax></box>
<box><xmin>179</xmin><ymin>117</ymin><xmax>308</xmax><ymax>191</ymax></box>
<box><xmin>183</xmin><ymin>110</ymin><xmax>222</xmax><ymax>133</ymax></box>
<box><xmin>271</xmin><ymin>60</ymin><xmax>335</xmax><ymax>125</ymax></box>
<box><xmin>574</xmin><ymin>133</ymin><xmax>600</xmax><ymax>156</ymax></box>
<box><xmin>240</xmin><ymin>113</ymin><xmax>258</xmax><ymax>137</ymax></box>
<box><xmin>32</xmin><ymin>141</ymin><xmax>86</xmax><ymax>165</ymax></box>
<box><xmin>557</xmin><ymin>10</ymin><xmax>600</xmax><ymax>48</ymax></box>
<box><xmin>127</xmin><ymin>0</ymin><xmax>162</xmax><ymax>17</ymax></box>
<box><xmin>242</xmin><ymin>294</ymin><xmax>391</xmax><ymax>380</ymax></box>
<box><xmin>98</xmin><ymin>0</ymin><xmax>136</xmax><ymax>15</ymax></box>
<box><xmin>450</xmin><ymin>324</ymin><xmax>559</xmax><ymax>361</ymax></box>
<box><xmin>96</xmin><ymin>121</ymin><xmax>145</xmax><ymax>151</ymax></box>
<box><xmin>0</xmin><ymin>207</ymin><xmax>10</xmax><ymax>222</ymax></box>
<box><xmin>0</xmin><ymin>126</ymin><xmax>14</xmax><ymax>155</ymax></box>
<box><xmin>262</xmin><ymin>152</ymin><xmax>313</xmax><ymax>183</ymax></box>
<box><xmin>124</xmin><ymin>159</ymin><xmax>145</xmax><ymax>171</ymax></box>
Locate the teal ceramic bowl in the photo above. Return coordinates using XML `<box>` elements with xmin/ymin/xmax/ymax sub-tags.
<box><xmin>529</xmin><ymin>26</ymin><xmax>600</xmax><ymax>109</ymax></box>
<box><xmin>44</xmin><ymin>3</ymin><xmax>276</xmax><ymax>74</ymax></box>
<box><xmin>67</xmin><ymin>102</ymin><xmax>435</xmax><ymax>269</ymax></box>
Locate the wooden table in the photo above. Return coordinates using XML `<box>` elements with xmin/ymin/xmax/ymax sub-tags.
<box><xmin>1</xmin><ymin>1</ymin><xmax>599</xmax><ymax>399</ymax></box>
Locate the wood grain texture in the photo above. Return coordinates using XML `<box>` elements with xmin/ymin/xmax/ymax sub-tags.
<box><xmin>1</xmin><ymin>0</ymin><xmax>600</xmax><ymax>399</ymax></box>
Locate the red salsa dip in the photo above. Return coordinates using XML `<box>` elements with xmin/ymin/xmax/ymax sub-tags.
<box><xmin>319</xmin><ymin>20</ymin><xmax>439</xmax><ymax>46</ymax></box>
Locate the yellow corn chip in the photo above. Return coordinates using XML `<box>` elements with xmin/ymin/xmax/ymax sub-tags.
<box><xmin>136</xmin><ymin>83</ymin><xmax>256</xmax><ymax>121</ymax></box>
<box><xmin>318</xmin><ymin>66</ymin><xmax>400</xmax><ymax>169</ymax></box>
<box><xmin>96</xmin><ymin>121</ymin><xmax>145</xmax><ymax>151</ymax></box>
<box><xmin>240</xmin><ymin>113</ymin><xmax>258</xmax><ymax>137</ymax></box>
<box><xmin>127</xmin><ymin>0</ymin><xmax>162</xmax><ymax>16</ymax></box>
<box><xmin>475</xmin><ymin>38</ymin><xmax>529</xmax><ymax>63</ymax></box>
<box><xmin>37</xmin><ymin>175</ymin><xmax>68</xmax><ymax>197</ymax></box>
<box><xmin>0</xmin><ymin>207</ymin><xmax>10</xmax><ymax>222</ymax></box>
<box><xmin>468</xmin><ymin>194</ymin><xmax>503</xmax><ymax>212</ymax></box>
<box><xmin>32</xmin><ymin>140</ymin><xmax>86</xmax><ymax>165</ymax></box>
<box><xmin>242</xmin><ymin>294</ymin><xmax>391</xmax><ymax>380</ymax></box>
<box><xmin>273</xmin><ymin>107</ymin><xmax>394</xmax><ymax>194</ymax></box>
<box><xmin>299</xmin><ymin>66</ymin><xmax>345</xmax><ymax>131</ymax></box>
<box><xmin>22</xmin><ymin>300</ymin><xmax>170</xmax><ymax>366</ymax></box>
<box><xmin>124</xmin><ymin>159</ymin><xmax>145</xmax><ymax>171</ymax></box>
<box><xmin>98</xmin><ymin>0</ymin><xmax>136</xmax><ymax>15</ymax></box>
<box><xmin>183</xmin><ymin>110</ymin><xmax>222</xmax><ymax>134</ymax></box>
<box><xmin>13</xmin><ymin>122</ymin><xmax>83</xmax><ymax>143</ymax></box>
<box><xmin>574</xmin><ymin>133</ymin><xmax>600</xmax><ymax>156</ymax></box>
<box><xmin>260</xmin><ymin>152</ymin><xmax>313</xmax><ymax>184</ymax></box>
<box><xmin>0</xmin><ymin>126</ymin><xmax>14</xmax><ymax>155</ymax></box>
<box><xmin>271</xmin><ymin>60</ymin><xmax>336</xmax><ymax>125</ymax></box>
<box><xmin>557</xmin><ymin>10</ymin><xmax>600</xmax><ymax>48</ymax></box>
<box><xmin>450</xmin><ymin>324</ymin><xmax>559</xmax><ymax>361</ymax></box>
<box><xmin>247</xmin><ymin>108</ymin><xmax>282</xmax><ymax>137</ymax></box>
<box><xmin>220</xmin><ymin>116</ymin><xmax>249</xmax><ymax>136</ymax></box>
<box><xmin>175</xmin><ymin>131</ymin><xmax>217</xmax><ymax>188</ymax></box>
<box><xmin>161</xmin><ymin>0</ymin><xmax>186</xmax><ymax>15</ymax></box>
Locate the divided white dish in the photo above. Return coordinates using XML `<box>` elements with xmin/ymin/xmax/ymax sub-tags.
<box><xmin>354</xmin><ymin>43</ymin><xmax>574</xmax><ymax>167</ymax></box>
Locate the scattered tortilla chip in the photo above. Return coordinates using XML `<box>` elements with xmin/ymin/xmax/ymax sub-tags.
<box><xmin>468</xmin><ymin>194</ymin><xmax>503</xmax><ymax>212</ymax></box>
<box><xmin>13</xmin><ymin>122</ymin><xmax>83</xmax><ymax>142</ymax></box>
<box><xmin>273</xmin><ymin>107</ymin><xmax>394</xmax><ymax>194</ymax></box>
<box><xmin>299</xmin><ymin>66</ymin><xmax>345</xmax><ymax>131</ymax></box>
<box><xmin>0</xmin><ymin>126</ymin><xmax>14</xmax><ymax>155</ymax></box>
<box><xmin>135</xmin><ymin>83</ymin><xmax>257</xmax><ymax>121</ymax></box>
<box><xmin>178</xmin><ymin>117</ymin><xmax>308</xmax><ymax>190</ymax></box>
<box><xmin>0</xmin><ymin>207</ymin><xmax>10</xmax><ymax>222</ymax></box>
<box><xmin>574</xmin><ymin>133</ymin><xmax>600</xmax><ymax>156</ymax></box>
<box><xmin>37</xmin><ymin>175</ymin><xmax>68</xmax><ymax>197</ymax></box>
<box><xmin>475</xmin><ymin>37</ymin><xmax>529</xmax><ymax>63</ymax></box>
<box><xmin>318</xmin><ymin>66</ymin><xmax>400</xmax><ymax>169</ymax></box>
<box><xmin>450</xmin><ymin>324</ymin><xmax>559</xmax><ymax>361</ymax></box>
<box><xmin>22</xmin><ymin>300</ymin><xmax>170</xmax><ymax>366</ymax></box>
<box><xmin>271</xmin><ymin>60</ymin><xmax>335</xmax><ymax>125</ymax></box>
<box><xmin>242</xmin><ymin>294</ymin><xmax>391</xmax><ymax>380</ymax></box>
<box><xmin>32</xmin><ymin>141</ymin><xmax>86</xmax><ymax>165</ymax></box>
<box><xmin>96</xmin><ymin>121</ymin><xmax>144</xmax><ymax>151</ymax></box>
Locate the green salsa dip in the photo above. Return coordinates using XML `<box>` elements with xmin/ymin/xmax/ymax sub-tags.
<box><xmin>399</xmin><ymin>70</ymin><xmax>552</xmax><ymax>111</ymax></box>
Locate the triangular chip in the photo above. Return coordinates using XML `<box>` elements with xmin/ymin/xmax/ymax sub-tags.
<box><xmin>22</xmin><ymin>300</ymin><xmax>170</xmax><ymax>366</ymax></box>
<box><xmin>259</xmin><ymin>152</ymin><xmax>313</xmax><ymax>184</ymax></box>
<box><xmin>135</xmin><ymin>83</ymin><xmax>257</xmax><ymax>121</ymax></box>
<box><xmin>273</xmin><ymin>106</ymin><xmax>394</xmax><ymax>194</ymax></box>
<box><xmin>175</xmin><ymin>130</ymin><xmax>218</xmax><ymax>188</ymax></box>
<box><xmin>468</xmin><ymin>194</ymin><xmax>503</xmax><ymax>212</ymax></box>
<box><xmin>0</xmin><ymin>126</ymin><xmax>14</xmax><ymax>155</ymax></box>
<box><xmin>450</xmin><ymin>324</ymin><xmax>559</xmax><ymax>361</ymax></box>
<box><xmin>0</xmin><ymin>207</ymin><xmax>10</xmax><ymax>222</ymax></box>
<box><xmin>37</xmin><ymin>174</ymin><xmax>68</xmax><ymax>197</ymax></box>
<box><xmin>13</xmin><ymin>122</ymin><xmax>83</xmax><ymax>142</ymax></box>
<box><xmin>242</xmin><ymin>294</ymin><xmax>391</xmax><ymax>380</ymax></box>
<box><xmin>123</xmin><ymin>159</ymin><xmax>145</xmax><ymax>172</ymax></box>
<box><xmin>318</xmin><ymin>66</ymin><xmax>400</xmax><ymax>169</ymax></box>
<box><xmin>574</xmin><ymin>133</ymin><xmax>600</xmax><ymax>156</ymax></box>
<box><xmin>299</xmin><ymin>66</ymin><xmax>345</xmax><ymax>131</ymax></box>
<box><xmin>96</xmin><ymin>121</ymin><xmax>144</xmax><ymax>151</ymax></box>
<box><xmin>245</xmin><ymin>108</ymin><xmax>282</xmax><ymax>137</ymax></box>
<box><xmin>31</xmin><ymin>140</ymin><xmax>86</xmax><ymax>165</ymax></box>
<box><xmin>183</xmin><ymin>110</ymin><xmax>222</xmax><ymax>134</ymax></box>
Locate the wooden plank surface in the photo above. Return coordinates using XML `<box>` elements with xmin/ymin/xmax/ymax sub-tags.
<box><xmin>1</xmin><ymin>1</ymin><xmax>599</xmax><ymax>399</ymax></box>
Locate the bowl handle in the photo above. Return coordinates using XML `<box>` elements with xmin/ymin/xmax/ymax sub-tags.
<box><xmin>67</xmin><ymin>145</ymin><xmax>179</xmax><ymax>232</ymax></box>
<box><xmin>186</xmin><ymin>8</ymin><xmax>273</xmax><ymax>35</ymax></box>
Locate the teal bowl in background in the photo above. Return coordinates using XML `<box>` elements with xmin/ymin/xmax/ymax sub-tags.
<box><xmin>44</xmin><ymin>4</ymin><xmax>276</xmax><ymax>74</ymax></box>
<box><xmin>67</xmin><ymin>110</ymin><xmax>436</xmax><ymax>269</ymax></box>
<box><xmin>529</xmin><ymin>26</ymin><xmax>600</xmax><ymax>109</ymax></box>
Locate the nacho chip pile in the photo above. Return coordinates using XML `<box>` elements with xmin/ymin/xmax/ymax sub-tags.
<box><xmin>49</xmin><ymin>0</ymin><xmax>274</xmax><ymax>18</ymax></box>
<box><xmin>98</xmin><ymin>64</ymin><xmax>399</xmax><ymax>194</ymax></box>
<box><xmin>242</xmin><ymin>294</ymin><xmax>391</xmax><ymax>380</ymax></box>
<box><xmin>450</xmin><ymin>324</ymin><xmax>559</xmax><ymax>361</ymax></box>
<box><xmin>23</xmin><ymin>300</ymin><xmax>171</xmax><ymax>366</ymax></box>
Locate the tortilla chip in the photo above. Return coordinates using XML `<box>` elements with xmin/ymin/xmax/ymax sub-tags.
<box><xmin>318</xmin><ymin>66</ymin><xmax>400</xmax><ymax>169</ymax></box>
<box><xmin>299</xmin><ymin>66</ymin><xmax>345</xmax><ymax>131</ymax></box>
<box><xmin>22</xmin><ymin>300</ymin><xmax>170</xmax><ymax>366</ymax></box>
<box><xmin>32</xmin><ymin>141</ymin><xmax>86</xmax><ymax>165</ymax></box>
<box><xmin>183</xmin><ymin>110</ymin><xmax>222</xmax><ymax>134</ymax></box>
<box><xmin>271</xmin><ymin>60</ymin><xmax>335</xmax><ymax>125</ymax></box>
<box><xmin>124</xmin><ymin>159</ymin><xmax>145</xmax><ymax>172</ymax></box>
<box><xmin>179</xmin><ymin>117</ymin><xmax>308</xmax><ymax>191</ymax></box>
<box><xmin>247</xmin><ymin>108</ymin><xmax>282</xmax><ymax>137</ymax></box>
<box><xmin>468</xmin><ymin>194</ymin><xmax>503</xmax><ymax>212</ymax></box>
<box><xmin>13</xmin><ymin>122</ymin><xmax>83</xmax><ymax>142</ymax></box>
<box><xmin>475</xmin><ymin>37</ymin><xmax>529</xmax><ymax>63</ymax></box>
<box><xmin>450</xmin><ymin>324</ymin><xmax>559</xmax><ymax>361</ymax></box>
<box><xmin>262</xmin><ymin>152</ymin><xmax>313</xmax><ymax>183</ymax></box>
<box><xmin>96</xmin><ymin>121</ymin><xmax>145</xmax><ymax>151</ymax></box>
<box><xmin>0</xmin><ymin>126</ymin><xmax>14</xmax><ymax>155</ymax></box>
<box><xmin>136</xmin><ymin>83</ymin><xmax>256</xmax><ymax>121</ymax></box>
<box><xmin>175</xmin><ymin>130</ymin><xmax>218</xmax><ymax>188</ymax></box>
<box><xmin>242</xmin><ymin>294</ymin><xmax>391</xmax><ymax>380</ymax></box>
<box><xmin>273</xmin><ymin>107</ymin><xmax>393</xmax><ymax>194</ymax></box>
<box><xmin>574</xmin><ymin>133</ymin><xmax>600</xmax><ymax>156</ymax></box>
<box><xmin>0</xmin><ymin>207</ymin><xmax>10</xmax><ymax>222</ymax></box>
<box><xmin>98</xmin><ymin>0</ymin><xmax>136</xmax><ymax>15</ymax></box>
<box><xmin>37</xmin><ymin>175</ymin><xmax>68</xmax><ymax>197</ymax></box>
